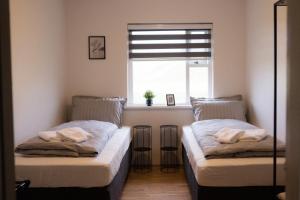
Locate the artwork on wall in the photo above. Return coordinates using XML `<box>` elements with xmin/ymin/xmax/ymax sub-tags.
<box><xmin>88</xmin><ymin>36</ymin><xmax>105</xmax><ymax>59</ymax></box>
<box><xmin>166</xmin><ymin>94</ymin><xmax>175</xmax><ymax>106</ymax></box>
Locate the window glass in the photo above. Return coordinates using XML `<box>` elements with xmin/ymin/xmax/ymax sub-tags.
<box><xmin>132</xmin><ymin>60</ymin><xmax>186</xmax><ymax>104</ymax></box>
<box><xmin>189</xmin><ymin>66</ymin><xmax>209</xmax><ymax>98</ymax></box>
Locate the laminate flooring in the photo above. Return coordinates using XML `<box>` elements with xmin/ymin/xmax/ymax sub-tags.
<box><xmin>121</xmin><ymin>166</ymin><xmax>191</xmax><ymax>200</ymax></box>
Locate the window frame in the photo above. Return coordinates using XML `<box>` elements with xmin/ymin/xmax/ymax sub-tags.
<box><xmin>127</xmin><ymin>23</ymin><xmax>213</xmax><ymax>106</ymax></box>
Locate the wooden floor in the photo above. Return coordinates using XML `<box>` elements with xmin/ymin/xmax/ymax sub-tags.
<box><xmin>121</xmin><ymin>166</ymin><xmax>191</xmax><ymax>200</ymax></box>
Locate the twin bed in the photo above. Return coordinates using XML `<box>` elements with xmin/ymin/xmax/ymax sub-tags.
<box><xmin>15</xmin><ymin>96</ymin><xmax>131</xmax><ymax>200</ymax></box>
<box><xmin>182</xmin><ymin>126</ymin><xmax>285</xmax><ymax>200</ymax></box>
<box><xmin>182</xmin><ymin>96</ymin><xmax>286</xmax><ymax>200</ymax></box>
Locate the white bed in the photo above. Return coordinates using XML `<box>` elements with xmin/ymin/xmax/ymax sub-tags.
<box><xmin>15</xmin><ymin>127</ymin><xmax>131</xmax><ymax>188</ymax></box>
<box><xmin>182</xmin><ymin>126</ymin><xmax>286</xmax><ymax>187</ymax></box>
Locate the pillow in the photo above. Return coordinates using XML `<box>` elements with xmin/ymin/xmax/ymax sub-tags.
<box><xmin>191</xmin><ymin>98</ymin><xmax>246</xmax><ymax>121</ymax></box>
<box><xmin>71</xmin><ymin>96</ymin><xmax>126</xmax><ymax>127</ymax></box>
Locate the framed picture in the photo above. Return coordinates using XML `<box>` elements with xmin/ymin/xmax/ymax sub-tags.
<box><xmin>88</xmin><ymin>36</ymin><xmax>105</xmax><ymax>59</ymax></box>
<box><xmin>166</xmin><ymin>94</ymin><xmax>175</xmax><ymax>106</ymax></box>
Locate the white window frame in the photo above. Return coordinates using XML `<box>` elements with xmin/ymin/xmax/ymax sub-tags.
<box><xmin>127</xmin><ymin>23</ymin><xmax>213</xmax><ymax>105</ymax></box>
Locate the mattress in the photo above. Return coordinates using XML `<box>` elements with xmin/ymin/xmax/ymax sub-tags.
<box><xmin>15</xmin><ymin>127</ymin><xmax>131</xmax><ymax>188</ymax></box>
<box><xmin>182</xmin><ymin>126</ymin><xmax>286</xmax><ymax>187</ymax></box>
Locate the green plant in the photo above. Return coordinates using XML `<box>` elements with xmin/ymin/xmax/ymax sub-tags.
<box><xmin>144</xmin><ymin>90</ymin><xmax>155</xmax><ymax>100</ymax></box>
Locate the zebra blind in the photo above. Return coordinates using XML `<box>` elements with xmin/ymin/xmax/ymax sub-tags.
<box><xmin>128</xmin><ymin>24</ymin><xmax>212</xmax><ymax>59</ymax></box>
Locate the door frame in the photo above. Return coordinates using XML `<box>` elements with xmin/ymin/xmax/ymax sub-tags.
<box><xmin>0</xmin><ymin>0</ymin><xmax>16</xmax><ymax>199</ymax></box>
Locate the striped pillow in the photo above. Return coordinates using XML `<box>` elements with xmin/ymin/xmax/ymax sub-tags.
<box><xmin>71</xmin><ymin>96</ymin><xmax>126</xmax><ymax>127</ymax></box>
<box><xmin>191</xmin><ymin>100</ymin><xmax>246</xmax><ymax>121</ymax></box>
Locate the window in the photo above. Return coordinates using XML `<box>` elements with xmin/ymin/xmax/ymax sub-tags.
<box><xmin>128</xmin><ymin>24</ymin><xmax>213</xmax><ymax>105</ymax></box>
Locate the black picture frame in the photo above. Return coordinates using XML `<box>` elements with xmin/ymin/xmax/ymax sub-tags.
<box><xmin>166</xmin><ymin>94</ymin><xmax>175</xmax><ymax>106</ymax></box>
<box><xmin>88</xmin><ymin>36</ymin><xmax>106</xmax><ymax>59</ymax></box>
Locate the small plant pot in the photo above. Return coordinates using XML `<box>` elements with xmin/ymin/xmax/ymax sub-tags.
<box><xmin>146</xmin><ymin>99</ymin><xmax>153</xmax><ymax>106</ymax></box>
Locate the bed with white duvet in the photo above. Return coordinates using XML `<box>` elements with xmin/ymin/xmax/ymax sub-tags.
<box><xmin>182</xmin><ymin>96</ymin><xmax>286</xmax><ymax>200</ymax></box>
<box><xmin>182</xmin><ymin>125</ymin><xmax>285</xmax><ymax>187</ymax></box>
<box><xmin>15</xmin><ymin>96</ymin><xmax>131</xmax><ymax>200</ymax></box>
<box><xmin>15</xmin><ymin>125</ymin><xmax>131</xmax><ymax>188</ymax></box>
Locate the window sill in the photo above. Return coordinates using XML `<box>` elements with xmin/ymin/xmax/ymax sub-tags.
<box><xmin>125</xmin><ymin>104</ymin><xmax>192</xmax><ymax>110</ymax></box>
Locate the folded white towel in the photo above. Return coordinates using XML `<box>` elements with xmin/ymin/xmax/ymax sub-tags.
<box><xmin>57</xmin><ymin>127</ymin><xmax>93</xmax><ymax>143</ymax></box>
<box><xmin>215</xmin><ymin>127</ymin><xmax>244</xmax><ymax>144</ymax></box>
<box><xmin>239</xmin><ymin>129</ymin><xmax>268</xmax><ymax>142</ymax></box>
<box><xmin>38</xmin><ymin>131</ymin><xmax>61</xmax><ymax>142</ymax></box>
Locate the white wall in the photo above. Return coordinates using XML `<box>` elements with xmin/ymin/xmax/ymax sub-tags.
<box><xmin>10</xmin><ymin>0</ymin><xmax>67</xmax><ymax>144</ymax></box>
<box><xmin>277</xmin><ymin>7</ymin><xmax>288</xmax><ymax>142</ymax></box>
<box><xmin>65</xmin><ymin>0</ymin><xmax>246</xmax><ymax>164</ymax></box>
<box><xmin>245</xmin><ymin>0</ymin><xmax>287</xmax><ymax>142</ymax></box>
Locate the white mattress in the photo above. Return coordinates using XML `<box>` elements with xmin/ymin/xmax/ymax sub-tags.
<box><xmin>182</xmin><ymin>126</ymin><xmax>286</xmax><ymax>187</ymax></box>
<box><xmin>15</xmin><ymin>127</ymin><xmax>131</xmax><ymax>188</ymax></box>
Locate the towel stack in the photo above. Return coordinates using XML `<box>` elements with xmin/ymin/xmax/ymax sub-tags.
<box><xmin>215</xmin><ymin>127</ymin><xmax>268</xmax><ymax>144</ymax></box>
<box><xmin>38</xmin><ymin>127</ymin><xmax>93</xmax><ymax>143</ymax></box>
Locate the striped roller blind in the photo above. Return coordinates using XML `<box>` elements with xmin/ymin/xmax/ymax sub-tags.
<box><xmin>128</xmin><ymin>24</ymin><xmax>212</xmax><ymax>59</ymax></box>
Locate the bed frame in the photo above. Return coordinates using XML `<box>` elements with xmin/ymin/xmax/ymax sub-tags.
<box><xmin>17</xmin><ymin>145</ymin><xmax>132</xmax><ymax>200</ymax></box>
<box><xmin>182</xmin><ymin>145</ymin><xmax>284</xmax><ymax>200</ymax></box>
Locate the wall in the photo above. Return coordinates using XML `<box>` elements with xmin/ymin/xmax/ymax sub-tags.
<box><xmin>277</xmin><ymin>6</ymin><xmax>288</xmax><ymax>142</ymax></box>
<box><xmin>10</xmin><ymin>0</ymin><xmax>67</xmax><ymax>144</ymax></box>
<box><xmin>245</xmin><ymin>0</ymin><xmax>287</xmax><ymax>142</ymax></box>
<box><xmin>65</xmin><ymin>0</ymin><xmax>246</xmax><ymax>164</ymax></box>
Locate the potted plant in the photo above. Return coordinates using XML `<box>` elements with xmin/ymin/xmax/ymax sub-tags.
<box><xmin>144</xmin><ymin>90</ymin><xmax>155</xmax><ymax>106</ymax></box>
